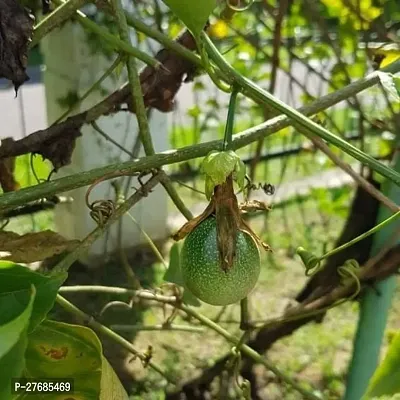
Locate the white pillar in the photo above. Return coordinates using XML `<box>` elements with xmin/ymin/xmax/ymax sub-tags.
<box><xmin>41</xmin><ymin>22</ymin><xmax>168</xmax><ymax>259</ymax></box>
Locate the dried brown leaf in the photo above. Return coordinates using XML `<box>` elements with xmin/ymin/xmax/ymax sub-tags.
<box><xmin>0</xmin><ymin>138</ymin><xmax>20</xmax><ymax>192</ymax></box>
<box><xmin>239</xmin><ymin>200</ymin><xmax>271</xmax><ymax>214</ymax></box>
<box><xmin>0</xmin><ymin>0</ymin><xmax>34</xmax><ymax>92</ymax></box>
<box><xmin>0</xmin><ymin>230</ymin><xmax>79</xmax><ymax>263</ymax></box>
<box><xmin>37</xmin><ymin>127</ymin><xmax>81</xmax><ymax>171</ymax></box>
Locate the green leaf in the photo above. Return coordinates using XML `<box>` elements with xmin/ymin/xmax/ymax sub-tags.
<box><xmin>201</xmin><ymin>150</ymin><xmax>246</xmax><ymax>198</ymax></box>
<box><xmin>161</xmin><ymin>0</ymin><xmax>217</xmax><ymax>37</ymax></box>
<box><xmin>22</xmin><ymin>320</ymin><xmax>103</xmax><ymax>399</ymax></box>
<box><xmin>364</xmin><ymin>331</ymin><xmax>400</xmax><ymax>398</ymax></box>
<box><xmin>0</xmin><ymin>261</ymin><xmax>67</xmax><ymax>332</ymax></box>
<box><xmin>163</xmin><ymin>242</ymin><xmax>184</xmax><ymax>286</ymax></box>
<box><xmin>201</xmin><ymin>150</ymin><xmax>239</xmax><ymax>185</ymax></box>
<box><xmin>163</xmin><ymin>243</ymin><xmax>201</xmax><ymax>307</ymax></box>
<box><xmin>0</xmin><ymin>286</ymin><xmax>35</xmax><ymax>400</ymax></box>
<box><xmin>377</xmin><ymin>72</ymin><xmax>400</xmax><ymax>103</ymax></box>
<box><xmin>233</xmin><ymin>159</ymin><xmax>246</xmax><ymax>192</ymax></box>
<box><xmin>99</xmin><ymin>356</ymin><xmax>129</xmax><ymax>400</ymax></box>
<box><xmin>205</xmin><ymin>176</ymin><xmax>215</xmax><ymax>200</ymax></box>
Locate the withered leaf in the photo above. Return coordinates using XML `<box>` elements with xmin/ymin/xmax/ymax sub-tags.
<box><xmin>37</xmin><ymin>126</ymin><xmax>82</xmax><ymax>171</ymax></box>
<box><xmin>0</xmin><ymin>230</ymin><xmax>79</xmax><ymax>263</ymax></box>
<box><xmin>0</xmin><ymin>139</ymin><xmax>20</xmax><ymax>192</ymax></box>
<box><xmin>0</xmin><ymin>0</ymin><xmax>34</xmax><ymax>92</ymax></box>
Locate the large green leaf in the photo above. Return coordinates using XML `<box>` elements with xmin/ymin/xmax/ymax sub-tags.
<box><xmin>19</xmin><ymin>320</ymin><xmax>102</xmax><ymax>400</ymax></box>
<box><xmin>364</xmin><ymin>332</ymin><xmax>400</xmax><ymax>398</ymax></box>
<box><xmin>0</xmin><ymin>261</ymin><xmax>67</xmax><ymax>331</ymax></box>
<box><xmin>162</xmin><ymin>0</ymin><xmax>216</xmax><ymax>37</ymax></box>
<box><xmin>0</xmin><ymin>286</ymin><xmax>35</xmax><ymax>400</ymax></box>
<box><xmin>13</xmin><ymin>320</ymin><xmax>128</xmax><ymax>400</ymax></box>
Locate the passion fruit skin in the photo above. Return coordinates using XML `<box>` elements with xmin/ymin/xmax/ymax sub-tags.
<box><xmin>180</xmin><ymin>216</ymin><xmax>261</xmax><ymax>306</ymax></box>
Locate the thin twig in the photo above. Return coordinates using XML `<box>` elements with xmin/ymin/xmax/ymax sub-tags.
<box><xmin>110</xmin><ymin>324</ymin><xmax>204</xmax><ymax>333</ymax></box>
<box><xmin>302</xmin><ymin>131</ymin><xmax>399</xmax><ymax>213</ymax></box>
<box><xmin>31</xmin><ymin>0</ymin><xmax>87</xmax><ymax>46</ymax></box>
<box><xmin>92</xmin><ymin>122</ymin><xmax>135</xmax><ymax>158</ymax></box>
<box><xmin>113</xmin><ymin>0</ymin><xmax>192</xmax><ymax>223</ymax></box>
<box><xmin>160</xmin><ymin>172</ymin><xmax>193</xmax><ymax>220</ymax></box>
<box><xmin>51</xmin><ymin>172</ymin><xmax>161</xmax><ymax>274</ymax></box>
<box><xmin>112</xmin><ymin>0</ymin><xmax>155</xmax><ymax>154</ymax></box>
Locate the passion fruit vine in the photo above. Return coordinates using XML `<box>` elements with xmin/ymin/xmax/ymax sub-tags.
<box><xmin>180</xmin><ymin>216</ymin><xmax>261</xmax><ymax>306</ymax></box>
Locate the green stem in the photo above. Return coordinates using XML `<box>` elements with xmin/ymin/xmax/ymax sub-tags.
<box><xmin>239</xmin><ymin>297</ymin><xmax>250</xmax><ymax>331</ymax></box>
<box><xmin>160</xmin><ymin>174</ymin><xmax>194</xmax><ymax>220</ymax></box>
<box><xmin>111</xmin><ymin>0</ymin><xmax>155</xmax><ymax>155</ymax></box>
<box><xmin>126</xmin><ymin>212</ymin><xmax>167</xmax><ymax>267</ymax></box>
<box><xmin>51</xmin><ymin>0</ymin><xmax>160</xmax><ymax>68</ymax></box>
<box><xmin>202</xmin><ymin>32</ymin><xmax>400</xmax><ymax>186</ymax></box>
<box><xmin>112</xmin><ymin>0</ymin><xmax>192</xmax><ymax>222</ymax></box>
<box><xmin>54</xmin><ymin>56</ymin><xmax>123</xmax><ymax>125</ymax></box>
<box><xmin>1</xmin><ymin>62</ymin><xmax>400</xmax><ymax>212</ymax></box>
<box><xmin>110</xmin><ymin>324</ymin><xmax>204</xmax><ymax>333</ymax></box>
<box><xmin>31</xmin><ymin>0</ymin><xmax>87</xmax><ymax>47</ymax></box>
<box><xmin>320</xmin><ymin>210</ymin><xmax>400</xmax><ymax>261</ymax></box>
<box><xmin>124</xmin><ymin>14</ymin><xmax>201</xmax><ymax>67</ymax></box>
<box><xmin>196</xmin><ymin>36</ymin><xmax>231</xmax><ymax>93</ymax></box>
<box><xmin>223</xmin><ymin>86</ymin><xmax>239</xmax><ymax>151</ymax></box>
<box><xmin>59</xmin><ymin>285</ymin><xmax>178</xmax><ymax>302</ymax></box>
<box><xmin>92</xmin><ymin>121</ymin><xmax>135</xmax><ymax>158</ymax></box>
<box><xmin>56</xmin><ymin>294</ymin><xmax>174</xmax><ymax>383</ymax></box>
<box><xmin>301</xmin><ymin>129</ymin><xmax>399</xmax><ymax>213</ymax></box>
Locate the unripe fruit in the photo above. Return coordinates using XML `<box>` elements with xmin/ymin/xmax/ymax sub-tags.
<box><xmin>180</xmin><ymin>216</ymin><xmax>261</xmax><ymax>306</ymax></box>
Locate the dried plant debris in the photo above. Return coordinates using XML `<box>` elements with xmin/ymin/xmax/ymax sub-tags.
<box><xmin>0</xmin><ymin>139</ymin><xmax>20</xmax><ymax>192</ymax></box>
<box><xmin>129</xmin><ymin>29</ymin><xmax>200</xmax><ymax>112</ymax></box>
<box><xmin>0</xmin><ymin>158</ymin><xmax>19</xmax><ymax>192</ymax></box>
<box><xmin>0</xmin><ymin>230</ymin><xmax>79</xmax><ymax>263</ymax></box>
<box><xmin>0</xmin><ymin>118</ymin><xmax>84</xmax><ymax>171</ymax></box>
<box><xmin>0</xmin><ymin>0</ymin><xmax>34</xmax><ymax>93</ymax></box>
<box><xmin>37</xmin><ymin>125</ymin><xmax>82</xmax><ymax>171</ymax></box>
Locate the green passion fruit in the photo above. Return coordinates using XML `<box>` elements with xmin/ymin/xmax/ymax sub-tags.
<box><xmin>180</xmin><ymin>216</ymin><xmax>261</xmax><ymax>306</ymax></box>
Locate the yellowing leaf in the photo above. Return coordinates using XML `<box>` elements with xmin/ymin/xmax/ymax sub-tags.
<box><xmin>100</xmin><ymin>357</ymin><xmax>129</xmax><ymax>400</ymax></box>
<box><xmin>0</xmin><ymin>230</ymin><xmax>79</xmax><ymax>263</ymax></box>
<box><xmin>26</xmin><ymin>320</ymin><xmax>102</xmax><ymax>397</ymax></box>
